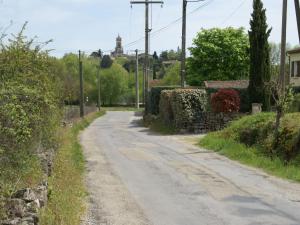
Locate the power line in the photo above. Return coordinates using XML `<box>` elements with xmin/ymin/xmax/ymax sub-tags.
<box><xmin>219</xmin><ymin>0</ymin><xmax>248</xmax><ymax>26</ymax></box>
<box><xmin>122</xmin><ymin>0</ymin><xmax>214</xmax><ymax>50</ymax></box>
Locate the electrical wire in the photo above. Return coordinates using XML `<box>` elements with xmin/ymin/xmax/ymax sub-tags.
<box><xmin>123</xmin><ymin>0</ymin><xmax>214</xmax><ymax>49</ymax></box>
<box><xmin>51</xmin><ymin>0</ymin><xmax>215</xmax><ymax>55</ymax></box>
<box><xmin>219</xmin><ymin>0</ymin><xmax>248</xmax><ymax>26</ymax></box>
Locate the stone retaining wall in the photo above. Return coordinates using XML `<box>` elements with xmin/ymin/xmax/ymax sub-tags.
<box><xmin>175</xmin><ymin>112</ymin><xmax>242</xmax><ymax>134</ymax></box>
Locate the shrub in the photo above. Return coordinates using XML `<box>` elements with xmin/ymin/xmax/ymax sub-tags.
<box><xmin>149</xmin><ymin>86</ymin><xmax>179</xmax><ymax>115</ymax></box>
<box><xmin>206</xmin><ymin>88</ymin><xmax>250</xmax><ymax>112</ymax></box>
<box><xmin>220</xmin><ymin>112</ymin><xmax>300</xmax><ymax>162</ymax></box>
<box><xmin>159</xmin><ymin>90</ymin><xmax>174</xmax><ymax>125</ymax></box>
<box><xmin>211</xmin><ymin>89</ymin><xmax>241</xmax><ymax>113</ymax></box>
<box><xmin>101</xmin><ymin>55</ymin><xmax>113</xmax><ymax>68</ymax></box>
<box><xmin>289</xmin><ymin>93</ymin><xmax>300</xmax><ymax>112</ymax></box>
<box><xmin>170</xmin><ymin>89</ymin><xmax>207</xmax><ymax>129</ymax></box>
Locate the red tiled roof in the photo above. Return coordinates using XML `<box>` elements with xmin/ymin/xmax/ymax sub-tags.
<box><xmin>204</xmin><ymin>80</ymin><xmax>249</xmax><ymax>89</ymax></box>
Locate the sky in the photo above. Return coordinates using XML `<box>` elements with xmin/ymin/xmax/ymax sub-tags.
<box><xmin>0</xmin><ymin>0</ymin><xmax>299</xmax><ymax>57</ymax></box>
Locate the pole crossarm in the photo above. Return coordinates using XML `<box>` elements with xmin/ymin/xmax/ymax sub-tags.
<box><xmin>131</xmin><ymin>1</ymin><xmax>163</xmax><ymax>4</ymax></box>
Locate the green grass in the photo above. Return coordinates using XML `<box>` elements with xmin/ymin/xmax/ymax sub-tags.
<box><xmin>199</xmin><ymin>130</ymin><xmax>300</xmax><ymax>183</ymax></box>
<box><xmin>40</xmin><ymin>110</ymin><xmax>106</xmax><ymax>225</ymax></box>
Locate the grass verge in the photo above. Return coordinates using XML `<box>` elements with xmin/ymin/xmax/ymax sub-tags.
<box><xmin>199</xmin><ymin>132</ymin><xmax>300</xmax><ymax>182</ymax></box>
<box><xmin>40</xmin><ymin>110</ymin><xmax>106</xmax><ymax>225</ymax></box>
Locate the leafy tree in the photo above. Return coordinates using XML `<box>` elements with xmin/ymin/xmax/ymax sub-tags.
<box><xmin>187</xmin><ymin>27</ymin><xmax>249</xmax><ymax>86</ymax></box>
<box><xmin>153</xmin><ymin>51</ymin><xmax>159</xmax><ymax>79</ymax></box>
<box><xmin>161</xmin><ymin>62</ymin><xmax>180</xmax><ymax>86</ymax></box>
<box><xmin>248</xmin><ymin>0</ymin><xmax>272</xmax><ymax>110</ymax></box>
<box><xmin>101</xmin><ymin>55</ymin><xmax>113</xmax><ymax>68</ymax></box>
<box><xmin>100</xmin><ymin>63</ymin><xmax>128</xmax><ymax>105</ymax></box>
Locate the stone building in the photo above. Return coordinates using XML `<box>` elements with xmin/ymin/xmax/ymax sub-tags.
<box><xmin>287</xmin><ymin>47</ymin><xmax>300</xmax><ymax>87</ymax></box>
<box><xmin>111</xmin><ymin>34</ymin><xmax>124</xmax><ymax>57</ymax></box>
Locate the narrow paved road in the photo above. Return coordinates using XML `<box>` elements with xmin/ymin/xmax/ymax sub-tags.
<box><xmin>80</xmin><ymin>111</ymin><xmax>300</xmax><ymax>225</ymax></box>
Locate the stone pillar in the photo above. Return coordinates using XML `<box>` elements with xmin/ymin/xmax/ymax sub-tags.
<box><xmin>252</xmin><ymin>103</ymin><xmax>262</xmax><ymax>114</ymax></box>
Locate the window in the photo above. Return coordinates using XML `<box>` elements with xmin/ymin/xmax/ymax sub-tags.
<box><xmin>291</xmin><ymin>61</ymin><xmax>300</xmax><ymax>77</ymax></box>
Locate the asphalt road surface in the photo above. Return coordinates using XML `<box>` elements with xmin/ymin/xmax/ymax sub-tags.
<box><xmin>80</xmin><ymin>111</ymin><xmax>300</xmax><ymax>225</ymax></box>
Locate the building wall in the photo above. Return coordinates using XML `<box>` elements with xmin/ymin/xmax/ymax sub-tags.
<box><xmin>289</xmin><ymin>54</ymin><xmax>300</xmax><ymax>87</ymax></box>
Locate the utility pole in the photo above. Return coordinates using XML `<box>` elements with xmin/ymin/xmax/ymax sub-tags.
<box><xmin>97</xmin><ymin>49</ymin><xmax>102</xmax><ymax>111</ymax></box>
<box><xmin>279</xmin><ymin>0</ymin><xmax>288</xmax><ymax>91</ymax></box>
<box><xmin>181</xmin><ymin>0</ymin><xmax>204</xmax><ymax>88</ymax></box>
<box><xmin>295</xmin><ymin>0</ymin><xmax>300</xmax><ymax>43</ymax></box>
<box><xmin>135</xmin><ymin>49</ymin><xmax>140</xmax><ymax>109</ymax></box>
<box><xmin>79</xmin><ymin>50</ymin><xmax>85</xmax><ymax>118</ymax></box>
<box><xmin>130</xmin><ymin>0</ymin><xmax>164</xmax><ymax>113</ymax></box>
<box><xmin>181</xmin><ymin>0</ymin><xmax>187</xmax><ymax>88</ymax></box>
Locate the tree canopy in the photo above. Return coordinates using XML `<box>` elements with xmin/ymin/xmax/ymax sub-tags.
<box><xmin>187</xmin><ymin>27</ymin><xmax>249</xmax><ymax>86</ymax></box>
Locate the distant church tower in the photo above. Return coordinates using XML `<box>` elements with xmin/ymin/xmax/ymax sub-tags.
<box><xmin>112</xmin><ymin>34</ymin><xmax>124</xmax><ymax>57</ymax></box>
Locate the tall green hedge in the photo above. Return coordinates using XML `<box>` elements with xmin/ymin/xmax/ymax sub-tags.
<box><xmin>171</xmin><ymin>89</ymin><xmax>207</xmax><ymax>129</ymax></box>
<box><xmin>159</xmin><ymin>89</ymin><xmax>207</xmax><ymax>129</ymax></box>
<box><xmin>149</xmin><ymin>86</ymin><xmax>179</xmax><ymax>115</ymax></box>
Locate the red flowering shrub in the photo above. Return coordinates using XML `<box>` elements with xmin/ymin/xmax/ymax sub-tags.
<box><xmin>211</xmin><ymin>89</ymin><xmax>240</xmax><ymax>113</ymax></box>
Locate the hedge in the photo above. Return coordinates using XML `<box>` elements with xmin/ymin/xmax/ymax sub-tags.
<box><xmin>159</xmin><ymin>89</ymin><xmax>207</xmax><ymax>130</ymax></box>
<box><xmin>293</xmin><ymin>86</ymin><xmax>300</xmax><ymax>94</ymax></box>
<box><xmin>159</xmin><ymin>90</ymin><xmax>174</xmax><ymax>125</ymax></box>
<box><xmin>220</xmin><ymin>113</ymin><xmax>300</xmax><ymax>162</ymax></box>
<box><xmin>206</xmin><ymin>88</ymin><xmax>250</xmax><ymax>112</ymax></box>
<box><xmin>171</xmin><ymin>89</ymin><xmax>207</xmax><ymax>129</ymax></box>
<box><xmin>149</xmin><ymin>86</ymin><xmax>179</xmax><ymax>115</ymax></box>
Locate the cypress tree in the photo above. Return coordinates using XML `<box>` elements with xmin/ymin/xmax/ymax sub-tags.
<box><xmin>248</xmin><ymin>0</ymin><xmax>272</xmax><ymax>111</ymax></box>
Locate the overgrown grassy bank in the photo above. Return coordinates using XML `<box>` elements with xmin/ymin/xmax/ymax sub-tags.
<box><xmin>199</xmin><ymin>113</ymin><xmax>300</xmax><ymax>182</ymax></box>
<box><xmin>40</xmin><ymin>111</ymin><xmax>105</xmax><ymax>225</ymax></box>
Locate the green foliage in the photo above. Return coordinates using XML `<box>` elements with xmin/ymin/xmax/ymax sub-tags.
<box><xmin>248</xmin><ymin>0</ymin><xmax>272</xmax><ymax>110</ymax></box>
<box><xmin>187</xmin><ymin>27</ymin><xmax>249</xmax><ymax>86</ymax></box>
<box><xmin>149</xmin><ymin>86</ymin><xmax>179</xmax><ymax>115</ymax></box>
<box><xmin>101</xmin><ymin>55</ymin><xmax>113</xmax><ymax>68</ymax></box>
<box><xmin>199</xmin><ymin>132</ymin><xmax>300</xmax><ymax>182</ymax></box>
<box><xmin>161</xmin><ymin>62</ymin><xmax>180</xmax><ymax>86</ymax></box>
<box><xmin>0</xmin><ymin>25</ymin><xmax>61</xmax><ymax>220</ymax></box>
<box><xmin>170</xmin><ymin>89</ymin><xmax>207</xmax><ymax>129</ymax></box>
<box><xmin>40</xmin><ymin>111</ymin><xmax>106</xmax><ymax>225</ymax></box>
<box><xmin>216</xmin><ymin>112</ymin><xmax>300</xmax><ymax>162</ymax></box>
<box><xmin>100</xmin><ymin>63</ymin><xmax>129</xmax><ymax>105</ymax></box>
<box><xmin>159</xmin><ymin>49</ymin><xmax>181</xmax><ymax>61</ymax></box>
<box><xmin>0</xmin><ymin>25</ymin><xmax>61</xmax><ymax>155</ymax></box>
<box><xmin>289</xmin><ymin>93</ymin><xmax>300</xmax><ymax>112</ymax></box>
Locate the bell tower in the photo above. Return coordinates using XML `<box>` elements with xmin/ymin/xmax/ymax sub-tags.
<box><xmin>114</xmin><ymin>34</ymin><xmax>124</xmax><ymax>57</ymax></box>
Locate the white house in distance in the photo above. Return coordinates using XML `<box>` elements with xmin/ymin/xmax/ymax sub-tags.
<box><xmin>287</xmin><ymin>47</ymin><xmax>300</xmax><ymax>87</ymax></box>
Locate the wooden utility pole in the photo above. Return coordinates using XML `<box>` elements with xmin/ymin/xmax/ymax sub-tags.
<box><xmin>295</xmin><ymin>0</ymin><xmax>300</xmax><ymax>42</ymax></box>
<box><xmin>181</xmin><ymin>0</ymin><xmax>187</xmax><ymax>88</ymax></box>
<box><xmin>279</xmin><ymin>0</ymin><xmax>288</xmax><ymax>91</ymax></box>
<box><xmin>181</xmin><ymin>0</ymin><xmax>204</xmax><ymax>88</ymax></box>
<box><xmin>79</xmin><ymin>50</ymin><xmax>85</xmax><ymax>118</ymax></box>
<box><xmin>97</xmin><ymin>64</ymin><xmax>101</xmax><ymax>111</ymax></box>
<box><xmin>130</xmin><ymin>0</ymin><xmax>164</xmax><ymax>113</ymax></box>
<box><xmin>135</xmin><ymin>49</ymin><xmax>140</xmax><ymax>109</ymax></box>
